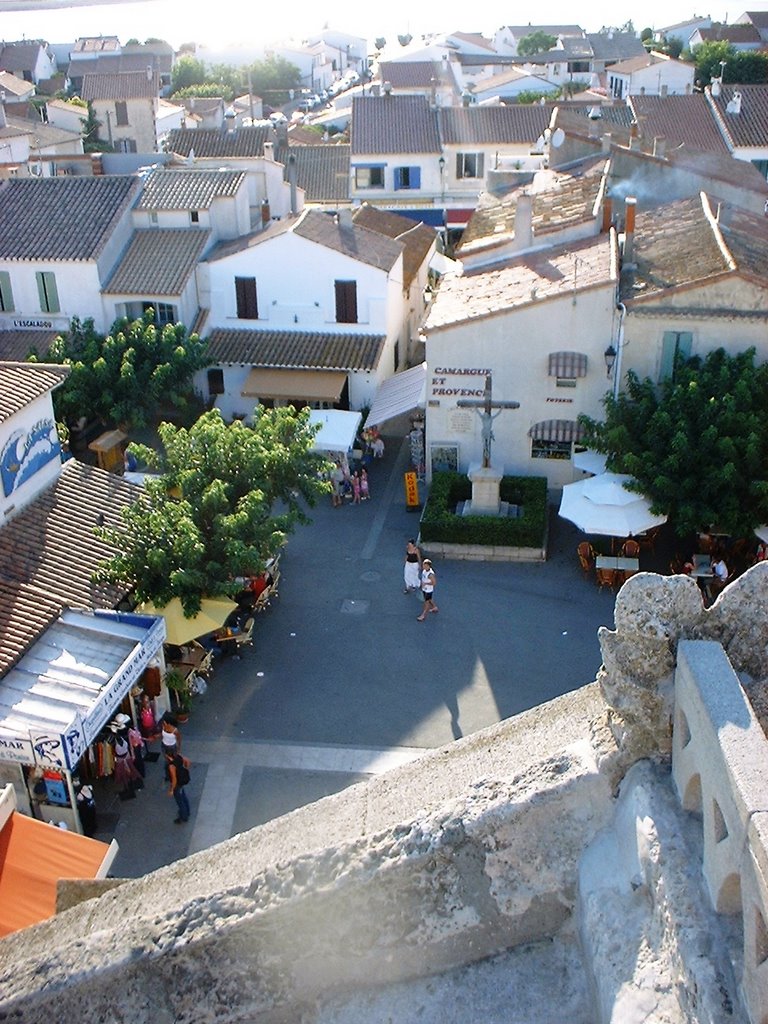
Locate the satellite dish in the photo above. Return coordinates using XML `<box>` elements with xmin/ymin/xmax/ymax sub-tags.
<box><xmin>551</xmin><ymin>128</ymin><xmax>565</xmax><ymax>148</ymax></box>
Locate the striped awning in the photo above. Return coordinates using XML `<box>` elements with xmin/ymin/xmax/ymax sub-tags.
<box><xmin>548</xmin><ymin>352</ymin><xmax>588</xmax><ymax>378</ymax></box>
<box><xmin>529</xmin><ymin>419</ymin><xmax>585</xmax><ymax>442</ymax></box>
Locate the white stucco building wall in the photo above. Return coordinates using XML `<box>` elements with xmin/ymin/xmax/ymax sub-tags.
<box><xmin>0</xmin><ymin>391</ymin><xmax>63</xmax><ymax>521</ymax></box>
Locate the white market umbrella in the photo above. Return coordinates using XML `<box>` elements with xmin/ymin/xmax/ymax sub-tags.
<box><xmin>755</xmin><ymin>525</ymin><xmax>768</xmax><ymax>544</ymax></box>
<box><xmin>572</xmin><ymin>449</ymin><xmax>608</xmax><ymax>476</ymax></box>
<box><xmin>559</xmin><ymin>473</ymin><xmax>667</xmax><ymax>537</ymax></box>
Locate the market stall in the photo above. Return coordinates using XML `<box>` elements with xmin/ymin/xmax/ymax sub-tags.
<box><xmin>0</xmin><ymin>609</ymin><xmax>165</xmax><ymax>833</ymax></box>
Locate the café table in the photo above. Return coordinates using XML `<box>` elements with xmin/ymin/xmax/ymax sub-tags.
<box><xmin>691</xmin><ymin>554</ymin><xmax>713</xmax><ymax>579</ymax></box>
<box><xmin>595</xmin><ymin>556</ymin><xmax>640</xmax><ymax>573</ymax></box>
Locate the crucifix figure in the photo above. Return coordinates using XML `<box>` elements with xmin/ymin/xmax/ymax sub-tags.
<box><xmin>457</xmin><ymin>374</ymin><xmax>520</xmax><ymax>469</ymax></box>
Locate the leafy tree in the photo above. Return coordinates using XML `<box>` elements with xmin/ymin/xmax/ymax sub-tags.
<box><xmin>375</xmin><ymin>37</ymin><xmax>387</xmax><ymax>52</ymax></box>
<box><xmin>398</xmin><ymin>33</ymin><xmax>413</xmax><ymax>47</ymax></box>
<box><xmin>172</xmin><ymin>84</ymin><xmax>233</xmax><ymax>101</ymax></box>
<box><xmin>171</xmin><ymin>55</ymin><xmax>207</xmax><ymax>92</ymax></box>
<box><xmin>79</xmin><ymin>101</ymin><xmax>112</xmax><ymax>153</ymax></box>
<box><xmin>517</xmin><ymin>31</ymin><xmax>557</xmax><ymax>57</ymax></box>
<box><xmin>94</xmin><ymin>408</ymin><xmax>330</xmax><ymax>613</ymax></box>
<box><xmin>730</xmin><ymin>50</ymin><xmax>768</xmax><ymax>83</ymax></box>
<box><xmin>579</xmin><ymin>348</ymin><xmax>768</xmax><ymax>538</ymax></box>
<box><xmin>658</xmin><ymin>36</ymin><xmax>684</xmax><ymax>58</ymax></box>
<box><xmin>49</xmin><ymin>312</ymin><xmax>209</xmax><ymax>430</ymax></box>
<box><xmin>640</xmin><ymin>27</ymin><xmax>653</xmax><ymax>42</ymax></box>
<box><xmin>690</xmin><ymin>40</ymin><xmax>735</xmax><ymax>84</ymax></box>
<box><xmin>247</xmin><ymin>56</ymin><xmax>301</xmax><ymax>104</ymax></box>
<box><xmin>208</xmin><ymin>62</ymin><xmax>245</xmax><ymax>95</ymax></box>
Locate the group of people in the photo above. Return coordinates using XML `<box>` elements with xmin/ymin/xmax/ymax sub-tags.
<box><xmin>330</xmin><ymin>462</ymin><xmax>370</xmax><ymax>507</ymax></box>
<box><xmin>403</xmin><ymin>539</ymin><xmax>438</xmax><ymax>621</ymax></box>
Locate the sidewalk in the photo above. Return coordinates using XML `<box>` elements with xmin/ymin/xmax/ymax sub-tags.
<box><xmin>96</xmin><ymin>439</ymin><xmax>617</xmax><ymax>878</ymax></box>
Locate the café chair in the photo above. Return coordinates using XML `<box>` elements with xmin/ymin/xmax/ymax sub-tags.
<box><xmin>621</xmin><ymin>538</ymin><xmax>640</xmax><ymax>558</ymax></box>
<box><xmin>233</xmin><ymin>617</ymin><xmax>255</xmax><ymax>652</ymax></box>
<box><xmin>596</xmin><ymin>567</ymin><xmax>617</xmax><ymax>591</ymax></box>
<box><xmin>637</xmin><ymin>526</ymin><xmax>661</xmax><ymax>555</ymax></box>
<box><xmin>577</xmin><ymin>541</ymin><xmax>596</xmax><ymax>577</ymax></box>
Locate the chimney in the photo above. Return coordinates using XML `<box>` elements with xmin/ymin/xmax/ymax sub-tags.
<box><xmin>711</xmin><ymin>77</ymin><xmax>721</xmax><ymax>97</ymax></box>
<box><xmin>601</xmin><ymin>194</ymin><xmax>613</xmax><ymax>233</ymax></box>
<box><xmin>601</xmin><ymin>131</ymin><xmax>612</xmax><ymax>153</ymax></box>
<box><xmin>263</xmin><ymin>141</ymin><xmax>274</xmax><ymax>162</ymax></box>
<box><xmin>660</xmin><ymin>83</ymin><xmax>668</xmax><ymax>97</ymax></box>
<box><xmin>382</xmin><ymin>81</ymin><xmax>392</xmax><ymax>95</ymax></box>
<box><xmin>337</xmin><ymin>208</ymin><xmax>354</xmax><ymax>230</ymax></box>
<box><xmin>287</xmin><ymin>154</ymin><xmax>298</xmax><ymax>215</ymax></box>
<box><xmin>0</xmin><ymin>100</ymin><xmax>5</xmax><ymax>130</ymax></box>
<box><xmin>652</xmin><ymin>135</ymin><xmax>666</xmax><ymax>158</ymax></box>
<box><xmin>261</xmin><ymin>197</ymin><xmax>271</xmax><ymax>225</ymax></box>
<box><xmin>629</xmin><ymin>121</ymin><xmax>640</xmax><ymax>150</ymax></box>
<box><xmin>146</xmin><ymin>64</ymin><xmax>152</xmax><ymax>80</ymax></box>
<box><xmin>513</xmin><ymin>192</ymin><xmax>533</xmax><ymax>250</ymax></box>
<box><xmin>623</xmin><ymin>196</ymin><xmax>637</xmax><ymax>266</ymax></box>
<box><xmin>275</xmin><ymin>121</ymin><xmax>288</xmax><ymax>146</ymax></box>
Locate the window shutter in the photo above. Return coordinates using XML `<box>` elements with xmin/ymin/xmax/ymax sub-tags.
<box><xmin>46</xmin><ymin>274</ymin><xmax>60</xmax><ymax>313</ymax></box>
<box><xmin>335</xmin><ymin>280</ymin><xmax>357</xmax><ymax>324</ymax></box>
<box><xmin>659</xmin><ymin>332</ymin><xmax>676</xmax><ymax>381</ymax></box>
<box><xmin>456</xmin><ymin>154</ymin><xmax>463</xmax><ymax>178</ymax></box>
<box><xmin>235</xmin><ymin>277</ymin><xmax>258</xmax><ymax>319</ymax></box>
<box><xmin>0</xmin><ymin>271</ymin><xmax>14</xmax><ymax>313</ymax></box>
<box><xmin>411</xmin><ymin>166</ymin><xmax>421</xmax><ymax>189</ymax></box>
<box><xmin>36</xmin><ymin>271</ymin><xmax>47</xmax><ymax>311</ymax></box>
<box><xmin>677</xmin><ymin>332</ymin><xmax>692</xmax><ymax>361</ymax></box>
<box><xmin>394</xmin><ymin>167</ymin><xmax>402</xmax><ymax>191</ymax></box>
<box><xmin>477</xmin><ymin>153</ymin><xmax>485</xmax><ymax>177</ymax></box>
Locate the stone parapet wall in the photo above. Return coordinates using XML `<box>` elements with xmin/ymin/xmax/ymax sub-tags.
<box><xmin>419</xmin><ymin>541</ymin><xmax>546</xmax><ymax>562</ymax></box>
<box><xmin>0</xmin><ymin>686</ymin><xmax>614</xmax><ymax>1023</ymax></box>
<box><xmin>672</xmin><ymin>640</ymin><xmax>768</xmax><ymax>1024</ymax></box>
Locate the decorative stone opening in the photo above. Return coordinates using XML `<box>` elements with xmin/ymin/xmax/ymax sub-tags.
<box><xmin>712</xmin><ymin>798</ymin><xmax>728</xmax><ymax>843</ymax></box>
<box><xmin>716</xmin><ymin>872</ymin><xmax>741</xmax><ymax>916</ymax></box>
<box><xmin>756</xmin><ymin>908</ymin><xmax>768</xmax><ymax>966</ymax></box>
<box><xmin>677</xmin><ymin>707</ymin><xmax>691</xmax><ymax>748</ymax></box>
<box><xmin>683</xmin><ymin>773</ymin><xmax>702</xmax><ymax>814</ymax></box>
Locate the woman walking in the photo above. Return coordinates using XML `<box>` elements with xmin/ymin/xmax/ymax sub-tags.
<box><xmin>403</xmin><ymin>538</ymin><xmax>422</xmax><ymax>594</ymax></box>
<box><xmin>417</xmin><ymin>559</ymin><xmax>438</xmax><ymax>621</ymax></box>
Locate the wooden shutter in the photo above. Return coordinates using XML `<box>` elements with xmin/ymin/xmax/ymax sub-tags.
<box><xmin>659</xmin><ymin>331</ymin><xmax>692</xmax><ymax>381</ymax></box>
<box><xmin>235</xmin><ymin>277</ymin><xmax>258</xmax><ymax>319</ymax></box>
<box><xmin>334</xmin><ymin>280</ymin><xmax>357</xmax><ymax>324</ymax></box>
<box><xmin>36</xmin><ymin>271</ymin><xmax>59</xmax><ymax>314</ymax></box>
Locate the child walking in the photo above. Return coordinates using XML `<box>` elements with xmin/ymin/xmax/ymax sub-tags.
<box><xmin>360</xmin><ymin>468</ymin><xmax>370</xmax><ymax>500</ymax></box>
<box><xmin>351</xmin><ymin>471</ymin><xmax>361</xmax><ymax>504</ymax></box>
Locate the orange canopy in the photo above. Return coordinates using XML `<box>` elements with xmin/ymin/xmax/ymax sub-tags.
<box><xmin>0</xmin><ymin>812</ymin><xmax>114</xmax><ymax>937</ymax></box>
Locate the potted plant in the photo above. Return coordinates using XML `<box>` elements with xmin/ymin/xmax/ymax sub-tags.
<box><xmin>164</xmin><ymin>669</ymin><xmax>191</xmax><ymax>722</ymax></box>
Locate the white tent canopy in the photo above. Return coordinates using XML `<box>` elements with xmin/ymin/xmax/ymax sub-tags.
<box><xmin>364</xmin><ymin>363</ymin><xmax>426</xmax><ymax>430</ymax></box>
<box><xmin>559</xmin><ymin>472</ymin><xmax>667</xmax><ymax>537</ymax></box>
<box><xmin>308</xmin><ymin>410</ymin><xmax>362</xmax><ymax>453</ymax></box>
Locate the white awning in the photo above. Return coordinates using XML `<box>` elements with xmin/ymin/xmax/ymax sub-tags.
<box><xmin>0</xmin><ymin>610</ymin><xmax>165</xmax><ymax>771</ymax></box>
<box><xmin>364</xmin><ymin>363</ymin><xmax>427</xmax><ymax>429</ymax></box>
<box><xmin>308</xmin><ymin>409</ymin><xmax>362</xmax><ymax>453</ymax></box>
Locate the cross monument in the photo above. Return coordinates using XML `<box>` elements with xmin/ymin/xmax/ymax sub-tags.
<box><xmin>456</xmin><ymin>374</ymin><xmax>520</xmax><ymax>515</ymax></box>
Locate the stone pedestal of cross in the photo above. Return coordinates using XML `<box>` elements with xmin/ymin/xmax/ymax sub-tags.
<box><xmin>457</xmin><ymin>374</ymin><xmax>520</xmax><ymax>516</ymax></box>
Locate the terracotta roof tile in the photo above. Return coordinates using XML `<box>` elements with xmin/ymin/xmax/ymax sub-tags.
<box><xmin>81</xmin><ymin>70</ymin><xmax>160</xmax><ymax>100</ymax></box>
<box><xmin>628</xmin><ymin>93</ymin><xmax>729</xmax><ymax>153</ymax></box>
<box><xmin>439</xmin><ymin>105</ymin><xmax>552</xmax><ymax>144</ymax></box>
<box><xmin>0</xmin><ymin>176</ymin><xmax>140</xmax><ymax>261</ymax></box>
<box><xmin>377</xmin><ymin>61</ymin><xmax>453</xmax><ymax>89</ymax></box>
<box><xmin>206</xmin><ymin>328</ymin><xmax>384</xmax><ymax>371</ymax></box>
<box><xmin>459</xmin><ymin>158</ymin><xmax>607</xmax><ymax>253</ymax></box>
<box><xmin>276</xmin><ymin>144</ymin><xmax>350</xmax><ymax>202</ymax></box>
<box><xmin>0</xmin><ymin>331</ymin><xmax>58</xmax><ymax>362</ymax></box>
<box><xmin>0</xmin><ymin>460</ymin><xmax>139</xmax><ymax>610</ymax></box>
<box><xmin>620</xmin><ymin>195</ymin><xmax>731</xmax><ymax>301</ymax></box>
<box><xmin>352</xmin><ymin>204</ymin><xmax>435</xmax><ymax>287</ymax></box>
<box><xmin>707</xmin><ymin>84</ymin><xmax>768</xmax><ymax>149</ymax></box>
<box><xmin>165</xmin><ymin>126</ymin><xmax>273</xmax><ymax>159</ymax></box>
<box><xmin>135</xmin><ymin>169</ymin><xmax>245</xmax><ymax>209</ymax></box>
<box><xmin>293</xmin><ymin>210</ymin><xmax>403</xmax><ymax>272</ymax></box>
<box><xmin>696</xmin><ymin>24</ymin><xmax>763</xmax><ymax>42</ymax></box>
<box><xmin>586</xmin><ymin>31</ymin><xmax>648</xmax><ymax>60</ymax></box>
<box><xmin>0</xmin><ymin>581</ymin><xmax>62</xmax><ymax>677</ymax></box>
<box><xmin>351</xmin><ymin>95</ymin><xmax>441</xmax><ymax>155</ymax></box>
<box><xmin>103</xmin><ymin>229</ymin><xmax>210</xmax><ymax>295</ymax></box>
<box><xmin>425</xmin><ymin>234</ymin><xmax>613</xmax><ymax>330</ymax></box>
<box><xmin>0</xmin><ymin>362</ymin><xmax>69</xmax><ymax>423</ymax></box>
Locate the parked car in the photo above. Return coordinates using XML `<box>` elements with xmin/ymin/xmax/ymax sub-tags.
<box><xmin>269</xmin><ymin>111</ymin><xmax>288</xmax><ymax>125</ymax></box>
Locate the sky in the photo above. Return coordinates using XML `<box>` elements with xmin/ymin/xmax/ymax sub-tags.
<box><xmin>1</xmin><ymin>0</ymin><xmax>768</xmax><ymax>54</ymax></box>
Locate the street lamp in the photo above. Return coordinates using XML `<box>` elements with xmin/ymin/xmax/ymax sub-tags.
<box><xmin>604</xmin><ymin>344</ymin><xmax>617</xmax><ymax>377</ymax></box>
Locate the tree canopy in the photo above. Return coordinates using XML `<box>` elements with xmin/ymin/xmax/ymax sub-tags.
<box><xmin>517</xmin><ymin>31</ymin><xmax>557</xmax><ymax>57</ymax></box>
<box><xmin>95</xmin><ymin>408</ymin><xmax>330</xmax><ymax>613</ymax></box>
<box><xmin>579</xmin><ymin>348</ymin><xmax>768</xmax><ymax>538</ymax></box>
<box><xmin>246</xmin><ymin>56</ymin><xmax>301</xmax><ymax>104</ymax></box>
<box><xmin>689</xmin><ymin>40</ymin><xmax>768</xmax><ymax>84</ymax></box>
<box><xmin>171</xmin><ymin>54</ymin><xmax>207</xmax><ymax>92</ymax></box>
<box><xmin>48</xmin><ymin>312</ymin><xmax>209</xmax><ymax>430</ymax></box>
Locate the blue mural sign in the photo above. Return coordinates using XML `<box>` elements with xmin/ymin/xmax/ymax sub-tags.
<box><xmin>1</xmin><ymin>418</ymin><xmax>61</xmax><ymax>498</ymax></box>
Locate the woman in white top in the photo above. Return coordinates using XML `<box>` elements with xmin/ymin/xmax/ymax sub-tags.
<box><xmin>416</xmin><ymin>560</ymin><xmax>438</xmax><ymax>621</ymax></box>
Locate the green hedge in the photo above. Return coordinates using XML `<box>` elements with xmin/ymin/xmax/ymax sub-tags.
<box><xmin>420</xmin><ymin>472</ymin><xmax>547</xmax><ymax>547</ymax></box>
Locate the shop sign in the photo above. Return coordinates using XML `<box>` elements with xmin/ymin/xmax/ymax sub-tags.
<box><xmin>85</xmin><ymin>623</ymin><xmax>165</xmax><ymax>743</ymax></box>
<box><xmin>12</xmin><ymin>318</ymin><xmax>55</xmax><ymax>330</ymax></box>
<box><xmin>0</xmin><ymin>732</ymin><xmax>35</xmax><ymax>766</ymax></box>
<box><xmin>404</xmin><ymin>470</ymin><xmax>420</xmax><ymax>509</ymax></box>
<box><xmin>546</xmin><ymin>397</ymin><xmax>574</xmax><ymax>404</ymax></box>
<box><xmin>431</xmin><ymin>367</ymin><xmax>491</xmax><ymax>398</ymax></box>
